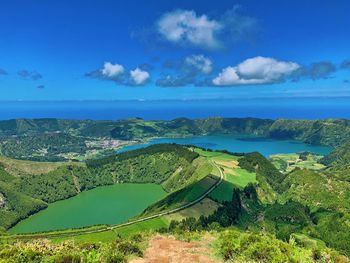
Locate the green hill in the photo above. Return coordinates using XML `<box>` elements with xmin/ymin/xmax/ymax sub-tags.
<box><xmin>320</xmin><ymin>140</ymin><xmax>350</xmax><ymax>181</ymax></box>
<box><xmin>0</xmin><ymin>144</ymin><xmax>207</xmax><ymax>230</ymax></box>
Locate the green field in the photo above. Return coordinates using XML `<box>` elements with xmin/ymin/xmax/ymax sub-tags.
<box><xmin>193</xmin><ymin>149</ymin><xmax>257</xmax><ymax>202</ymax></box>
<box><xmin>270</xmin><ymin>153</ymin><xmax>326</xmax><ymax>173</ymax></box>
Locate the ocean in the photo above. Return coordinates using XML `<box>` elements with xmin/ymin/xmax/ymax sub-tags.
<box><xmin>0</xmin><ymin>97</ymin><xmax>349</xmax><ymax>120</ymax></box>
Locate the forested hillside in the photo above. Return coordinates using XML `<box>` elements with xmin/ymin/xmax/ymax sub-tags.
<box><xmin>0</xmin><ymin>144</ymin><xmax>204</xmax><ymax>230</ymax></box>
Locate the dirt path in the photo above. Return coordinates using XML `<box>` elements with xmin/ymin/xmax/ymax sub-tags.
<box><xmin>130</xmin><ymin>234</ymin><xmax>218</xmax><ymax>263</ymax></box>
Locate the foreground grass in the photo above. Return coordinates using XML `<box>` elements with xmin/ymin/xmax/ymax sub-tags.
<box><xmin>2</xmin><ymin>228</ymin><xmax>347</xmax><ymax>263</ymax></box>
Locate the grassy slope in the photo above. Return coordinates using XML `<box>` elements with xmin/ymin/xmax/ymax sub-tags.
<box><xmin>0</xmin><ymin>156</ymin><xmax>66</xmax><ymax>177</ymax></box>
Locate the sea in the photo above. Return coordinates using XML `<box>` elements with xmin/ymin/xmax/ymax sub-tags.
<box><xmin>0</xmin><ymin>97</ymin><xmax>350</xmax><ymax>121</ymax></box>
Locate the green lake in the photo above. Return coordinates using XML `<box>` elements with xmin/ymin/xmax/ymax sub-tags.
<box><xmin>9</xmin><ymin>183</ymin><xmax>166</xmax><ymax>234</ymax></box>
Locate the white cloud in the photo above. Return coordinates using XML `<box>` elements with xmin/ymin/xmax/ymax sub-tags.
<box><xmin>157</xmin><ymin>10</ymin><xmax>222</xmax><ymax>49</ymax></box>
<box><xmin>102</xmin><ymin>62</ymin><xmax>124</xmax><ymax>78</ymax></box>
<box><xmin>130</xmin><ymin>68</ymin><xmax>150</xmax><ymax>85</ymax></box>
<box><xmin>185</xmin><ymin>55</ymin><xmax>213</xmax><ymax>74</ymax></box>
<box><xmin>213</xmin><ymin>56</ymin><xmax>300</xmax><ymax>86</ymax></box>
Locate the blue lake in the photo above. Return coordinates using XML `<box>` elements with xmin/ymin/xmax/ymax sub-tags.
<box><xmin>117</xmin><ymin>134</ymin><xmax>332</xmax><ymax>157</ymax></box>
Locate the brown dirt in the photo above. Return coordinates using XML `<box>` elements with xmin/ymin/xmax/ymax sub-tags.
<box><xmin>214</xmin><ymin>160</ymin><xmax>238</xmax><ymax>169</ymax></box>
<box><xmin>130</xmin><ymin>234</ymin><xmax>218</xmax><ymax>263</ymax></box>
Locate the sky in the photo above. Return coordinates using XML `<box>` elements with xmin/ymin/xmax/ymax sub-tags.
<box><xmin>0</xmin><ymin>0</ymin><xmax>349</xmax><ymax>101</ymax></box>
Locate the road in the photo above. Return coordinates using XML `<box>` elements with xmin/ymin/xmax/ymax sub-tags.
<box><xmin>10</xmin><ymin>161</ymin><xmax>224</xmax><ymax>240</ymax></box>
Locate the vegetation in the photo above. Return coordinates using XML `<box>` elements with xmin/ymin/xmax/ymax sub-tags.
<box><xmin>1</xmin><ymin>117</ymin><xmax>349</xmax><ymax>161</ymax></box>
<box><xmin>0</xmin><ymin>180</ymin><xmax>47</xmax><ymax>230</ymax></box>
<box><xmin>270</xmin><ymin>152</ymin><xmax>326</xmax><ymax>173</ymax></box>
<box><xmin>215</xmin><ymin>229</ymin><xmax>346</xmax><ymax>263</ymax></box>
<box><xmin>0</xmin><ymin>144</ymin><xmax>206</xmax><ymax>230</ymax></box>
<box><xmin>0</xmin><ymin>233</ymin><xmax>148</xmax><ymax>263</ymax></box>
<box><xmin>2</xmin><ymin>118</ymin><xmax>350</xmax><ymax>261</ymax></box>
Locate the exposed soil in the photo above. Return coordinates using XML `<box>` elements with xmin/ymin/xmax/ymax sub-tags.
<box><xmin>130</xmin><ymin>234</ymin><xmax>218</xmax><ymax>263</ymax></box>
<box><xmin>214</xmin><ymin>160</ymin><xmax>238</xmax><ymax>169</ymax></box>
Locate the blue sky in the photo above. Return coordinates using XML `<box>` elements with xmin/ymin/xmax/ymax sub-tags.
<box><xmin>0</xmin><ymin>0</ymin><xmax>349</xmax><ymax>100</ymax></box>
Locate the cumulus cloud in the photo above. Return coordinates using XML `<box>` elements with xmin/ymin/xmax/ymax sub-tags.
<box><xmin>184</xmin><ymin>55</ymin><xmax>213</xmax><ymax>74</ymax></box>
<box><xmin>17</xmin><ymin>70</ymin><xmax>43</xmax><ymax>81</ymax></box>
<box><xmin>101</xmin><ymin>62</ymin><xmax>124</xmax><ymax>78</ymax></box>
<box><xmin>85</xmin><ymin>62</ymin><xmax>125</xmax><ymax>82</ymax></box>
<box><xmin>156</xmin><ymin>54</ymin><xmax>213</xmax><ymax>87</ymax></box>
<box><xmin>0</xmin><ymin>69</ymin><xmax>8</xmax><ymax>76</ymax></box>
<box><xmin>86</xmin><ymin>62</ymin><xmax>151</xmax><ymax>86</ymax></box>
<box><xmin>157</xmin><ymin>10</ymin><xmax>222</xmax><ymax>50</ymax></box>
<box><xmin>213</xmin><ymin>56</ymin><xmax>299</xmax><ymax>86</ymax></box>
<box><xmin>156</xmin><ymin>7</ymin><xmax>259</xmax><ymax>50</ymax></box>
<box><xmin>292</xmin><ymin>62</ymin><xmax>336</xmax><ymax>81</ymax></box>
<box><xmin>130</xmin><ymin>68</ymin><xmax>150</xmax><ymax>85</ymax></box>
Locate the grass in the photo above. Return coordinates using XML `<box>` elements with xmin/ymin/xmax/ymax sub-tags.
<box><xmin>0</xmin><ymin>155</ymin><xmax>70</xmax><ymax>177</ymax></box>
<box><xmin>270</xmin><ymin>153</ymin><xmax>326</xmax><ymax>173</ymax></box>
<box><xmin>183</xmin><ymin>175</ymin><xmax>218</xmax><ymax>202</ymax></box>
<box><xmin>193</xmin><ymin>148</ymin><xmax>257</xmax><ymax>202</ymax></box>
<box><xmin>52</xmin><ymin>217</ymin><xmax>169</xmax><ymax>243</ymax></box>
<box><xmin>165</xmin><ymin>197</ymin><xmax>220</xmax><ymax>222</ymax></box>
<box><xmin>210</xmin><ymin>168</ymin><xmax>256</xmax><ymax>202</ymax></box>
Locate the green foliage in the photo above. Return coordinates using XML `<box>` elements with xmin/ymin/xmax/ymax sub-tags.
<box><xmin>321</xmin><ymin>140</ymin><xmax>350</xmax><ymax>181</ymax></box>
<box><xmin>268</xmin><ymin>119</ymin><xmax>350</xmax><ymax>147</ymax></box>
<box><xmin>0</xmin><ymin>144</ymin><xmax>204</xmax><ymax>230</ymax></box>
<box><xmin>87</xmin><ymin>144</ymin><xmax>200</xmax><ymax>191</ymax></box>
<box><xmin>0</xmin><ymin>181</ymin><xmax>47</xmax><ymax>229</ymax></box>
<box><xmin>0</xmin><ymin>233</ymin><xmax>145</xmax><ymax>262</ymax></box>
<box><xmin>216</xmin><ymin>229</ymin><xmax>340</xmax><ymax>263</ymax></box>
<box><xmin>264</xmin><ymin>201</ymin><xmax>312</xmax><ymax>240</ymax></box>
<box><xmin>15</xmin><ymin>166</ymin><xmax>78</xmax><ymax>202</ymax></box>
<box><xmin>239</xmin><ymin>152</ymin><xmax>285</xmax><ymax>192</ymax></box>
<box><xmin>313</xmin><ymin>211</ymin><xmax>350</xmax><ymax>256</ymax></box>
<box><xmin>0</xmin><ymin>165</ymin><xmax>15</xmax><ymax>183</ymax></box>
<box><xmin>279</xmin><ymin>169</ymin><xmax>350</xmax><ymax>213</ymax></box>
<box><xmin>0</xmin><ymin>133</ymin><xmax>87</xmax><ymax>162</ymax></box>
